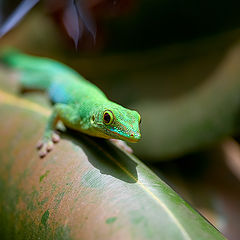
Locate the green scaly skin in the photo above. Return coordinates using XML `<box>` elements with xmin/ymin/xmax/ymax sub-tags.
<box><xmin>1</xmin><ymin>50</ymin><xmax>141</xmax><ymax>157</ymax></box>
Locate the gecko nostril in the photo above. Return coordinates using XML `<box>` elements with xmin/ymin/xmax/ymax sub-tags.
<box><xmin>130</xmin><ymin>133</ymin><xmax>134</xmax><ymax>137</ymax></box>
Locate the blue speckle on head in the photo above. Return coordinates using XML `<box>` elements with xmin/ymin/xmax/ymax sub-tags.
<box><xmin>110</xmin><ymin>127</ymin><xmax>125</xmax><ymax>136</ymax></box>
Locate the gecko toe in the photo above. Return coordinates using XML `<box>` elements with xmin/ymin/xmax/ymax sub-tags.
<box><xmin>39</xmin><ymin>150</ymin><xmax>47</xmax><ymax>158</ymax></box>
<box><xmin>36</xmin><ymin>141</ymin><xmax>43</xmax><ymax>150</ymax></box>
<box><xmin>123</xmin><ymin>145</ymin><xmax>133</xmax><ymax>154</ymax></box>
<box><xmin>110</xmin><ymin>139</ymin><xmax>133</xmax><ymax>153</ymax></box>
<box><xmin>52</xmin><ymin>133</ymin><xmax>60</xmax><ymax>143</ymax></box>
<box><xmin>37</xmin><ymin>132</ymin><xmax>60</xmax><ymax>157</ymax></box>
<box><xmin>46</xmin><ymin>141</ymin><xmax>54</xmax><ymax>151</ymax></box>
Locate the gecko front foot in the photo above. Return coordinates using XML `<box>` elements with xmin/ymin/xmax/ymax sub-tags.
<box><xmin>110</xmin><ymin>139</ymin><xmax>133</xmax><ymax>154</ymax></box>
<box><xmin>37</xmin><ymin>132</ymin><xmax>60</xmax><ymax>158</ymax></box>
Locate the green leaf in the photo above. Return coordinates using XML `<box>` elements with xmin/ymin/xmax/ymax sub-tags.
<box><xmin>0</xmin><ymin>85</ymin><xmax>225</xmax><ymax>239</ymax></box>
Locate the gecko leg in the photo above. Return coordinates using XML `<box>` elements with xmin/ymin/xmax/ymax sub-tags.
<box><xmin>109</xmin><ymin>139</ymin><xmax>133</xmax><ymax>154</ymax></box>
<box><xmin>37</xmin><ymin>104</ymin><xmax>72</xmax><ymax>158</ymax></box>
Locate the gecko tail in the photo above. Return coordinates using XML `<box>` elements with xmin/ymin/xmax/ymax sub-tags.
<box><xmin>0</xmin><ymin>48</ymin><xmax>52</xmax><ymax>91</ymax></box>
<box><xmin>0</xmin><ymin>48</ymin><xmax>21</xmax><ymax>64</ymax></box>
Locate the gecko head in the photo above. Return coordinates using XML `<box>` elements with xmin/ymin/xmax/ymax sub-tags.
<box><xmin>90</xmin><ymin>103</ymin><xmax>141</xmax><ymax>142</ymax></box>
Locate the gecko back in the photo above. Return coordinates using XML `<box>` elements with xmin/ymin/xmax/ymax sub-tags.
<box><xmin>0</xmin><ymin>48</ymin><xmax>80</xmax><ymax>91</ymax></box>
<box><xmin>0</xmin><ymin>49</ymin><xmax>107</xmax><ymax>104</ymax></box>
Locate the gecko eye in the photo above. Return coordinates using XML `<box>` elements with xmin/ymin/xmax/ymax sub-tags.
<box><xmin>139</xmin><ymin>117</ymin><xmax>142</xmax><ymax>124</ymax></box>
<box><xmin>103</xmin><ymin>110</ymin><xmax>114</xmax><ymax>125</ymax></box>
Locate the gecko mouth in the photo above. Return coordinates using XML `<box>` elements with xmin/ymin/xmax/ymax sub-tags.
<box><xmin>94</xmin><ymin>122</ymin><xmax>141</xmax><ymax>142</ymax></box>
<box><xmin>104</xmin><ymin>128</ymin><xmax>141</xmax><ymax>143</ymax></box>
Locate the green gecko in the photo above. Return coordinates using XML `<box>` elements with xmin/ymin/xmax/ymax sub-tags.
<box><xmin>1</xmin><ymin>50</ymin><xmax>141</xmax><ymax>157</ymax></box>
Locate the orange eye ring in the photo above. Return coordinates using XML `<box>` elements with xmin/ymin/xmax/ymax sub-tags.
<box><xmin>103</xmin><ymin>110</ymin><xmax>114</xmax><ymax>125</ymax></box>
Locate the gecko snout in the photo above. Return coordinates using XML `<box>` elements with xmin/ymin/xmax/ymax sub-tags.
<box><xmin>128</xmin><ymin>131</ymin><xmax>141</xmax><ymax>142</ymax></box>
